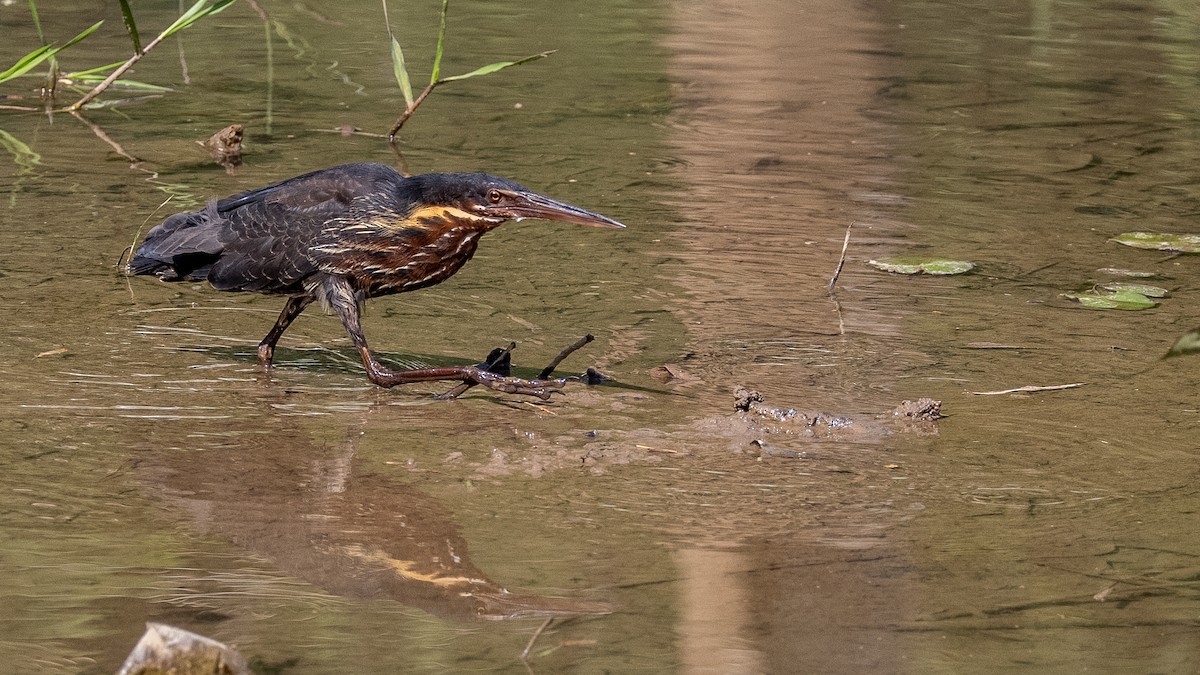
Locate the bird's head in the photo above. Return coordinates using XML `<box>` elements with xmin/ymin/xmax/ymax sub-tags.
<box><xmin>408</xmin><ymin>173</ymin><xmax>625</xmax><ymax>230</ymax></box>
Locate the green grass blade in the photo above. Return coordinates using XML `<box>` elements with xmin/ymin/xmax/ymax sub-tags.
<box><xmin>160</xmin><ymin>0</ymin><xmax>235</xmax><ymax>40</ymax></box>
<box><xmin>0</xmin><ymin>44</ymin><xmax>56</xmax><ymax>84</ymax></box>
<box><xmin>56</xmin><ymin>20</ymin><xmax>104</xmax><ymax>53</ymax></box>
<box><xmin>0</xmin><ymin>20</ymin><xmax>101</xmax><ymax>85</ymax></box>
<box><xmin>117</xmin><ymin>0</ymin><xmax>143</xmax><ymax>53</ymax></box>
<box><xmin>27</xmin><ymin>0</ymin><xmax>47</xmax><ymax>45</ymax></box>
<box><xmin>391</xmin><ymin>38</ymin><xmax>414</xmax><ymax>107</ymax></box>
<box><xmin>438</xmin><ymin>50</ymin><xmax>554</xmax><ymax>83</ymax></box>
<box><xmin>65</xmin><ymin>60</ymin><xmax>127</xmax><ymax>79</ymax></box>
<box><xmin>430</xmin><ymin>0</ymin><xmax>449</xmax><ymax>85</ymax></box>
<box><xmin>381</xmin><ymin>0</ymin><xmax>413</xmax><ymax>106</ymax></box>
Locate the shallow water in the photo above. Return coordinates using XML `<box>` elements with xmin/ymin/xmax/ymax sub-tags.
<box><xmin>1</xmin><ymin>0</ymin><xmax>1198</xmax><ymax>672</ymax></box>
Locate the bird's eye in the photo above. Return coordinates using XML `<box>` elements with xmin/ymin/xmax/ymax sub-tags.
<box><xmin>487</xmin><ymin>189</ymin><xmax>502</xmax><ymax>203</ymax></box>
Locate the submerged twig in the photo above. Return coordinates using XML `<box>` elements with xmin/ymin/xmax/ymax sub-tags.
<box><xmin>538</xmin><ymin>334</ymin><xmax>593</xmax><ymax>380</ymax></box>
<box><xmin>521</xmin><ymin>617</ymin><xmax>554</xmax><ymax>661</ymax></box>
<box><xmin>828</xmin><ymin>221</ymin><xmax>853</xmax><ymax>292</ymax></box>
<box><xmin>969</xmin><ymin>383</ymin><xmax>1085</xmax><ymax>396</ymax></box>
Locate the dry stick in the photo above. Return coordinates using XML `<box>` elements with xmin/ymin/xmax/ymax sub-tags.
<box><xmin>538</xmin><ymin>334</ymin><xmax>594</xmax><ymax>380</ymax></box>
<box><xmin>437</xmin><ymin>341</ymin><xmax>517</xmax><ymax>400</ymax></box>
<box><xmin>828</xmin><ymin>221</ymin><xmax>853</xmax><ymax>292</ymax></box>
<box><xmin>969</xmin><ymin>383</ymin><xmax>1085</xmax><ymax>396</ymax></box>
<box><xmin>521</xmin><ymin>617</ymin><xmax>554</xmax><ymax>661</ymax></box>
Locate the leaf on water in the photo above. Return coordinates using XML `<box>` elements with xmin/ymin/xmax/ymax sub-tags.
<box><xmin>1111</xmin><ymin>231</ymin><xmax>1200</xmax><ymax>253</ymax></box>
<box><xmin>390</xmin><ymin>38</ymin><xmax>414</xmax><ymax>107</ymax></box>
<box><xmin>866</xmin><ymin>257</ymin><xmax>976</xmax><ymax>275</ymax></box>
<box><xmin>1098</xmin><ymin>282</ymin><xmax>1169</xmax><ymax>298</ymax></box>
<box><xmin>1096</xmin><ymin>268</ymin><xmax>1158</xmax><ymax>278</ymax></box>
<box><xmin>1165</xmin><ymin>327</ymin><xmax>1200</xmax><ymax>358</ymax></box>
<box><xmin>1064</xmin><ymin>289</ymin><xmax>1158</xmax><ymax>310</ymax></box>
<box><xmin>439</xmin><ymin>51</ymin><xmax>555</xmax><ymax>83</ymax></box>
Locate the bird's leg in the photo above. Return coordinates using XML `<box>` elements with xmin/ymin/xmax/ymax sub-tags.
<box><xmin>258</xmin><ymin>296</ymin><xmax>314</xmax><ymax>366</ymax></box>
<box><xmin>322</xmin><ymin>278</ymin><xmax>565</xmax><ymax>399</ymax></box>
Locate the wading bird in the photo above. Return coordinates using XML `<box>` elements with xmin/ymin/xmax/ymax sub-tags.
<box><xmin>127</xmin><ymin>163</ymin><xmax>624</xmax><ymax>398</ymax></box>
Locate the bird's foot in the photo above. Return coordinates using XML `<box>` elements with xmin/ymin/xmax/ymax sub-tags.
<box><xmin>257</xmin><ymin>343</ymin><xmax>275</xmax><ymax>367</ymax></box>
<box><xmin>435</xmin><ymin>366</ymin><xmax>567</xmax><ymax>401</ymax></box>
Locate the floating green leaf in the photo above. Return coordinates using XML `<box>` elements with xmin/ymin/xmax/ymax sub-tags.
<box><xmin>1064</xmin><ymin>289</ymin><xmax>1158</xmax><ymax>310</ymax></box>
<box><xmin>1098</xmin><ymin>282</ymin><xmax>1169</xmax><ymax>298</ymax></box>
<box><xmin>439</xmin><ymin>51</ymin><xmax>555</xmax><ymax>83</ymax></box>
<box><xmin>1165</xmin><ymin>328</ymin><xmax>1200</xmax><ymax>358</ymax></box>
<box><xmin>867</xmin><ymin>257</ymin><xmax>976</xmax><ymax>276</ymax></box>
<box><xmin>1111</xmin><ymin>232</ymin><xmax>1200</xmax><ymax>253</ymax></box>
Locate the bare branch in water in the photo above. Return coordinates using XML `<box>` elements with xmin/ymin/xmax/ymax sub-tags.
<box><xmin>538</xmin><ymin>334</ymin><xmax>594</xmax><ymax>380</ymax></box>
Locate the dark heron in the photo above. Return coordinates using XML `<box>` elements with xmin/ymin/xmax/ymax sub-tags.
<box><xmin>127</xmin><ymin>162</ymin><xmax>624</xmax><ymax>398</ymax></box>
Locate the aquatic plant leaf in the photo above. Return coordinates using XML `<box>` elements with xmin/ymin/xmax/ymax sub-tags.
<box><xmin>117</xmin><ymin>0</ymin><xmax>142</xmax><ymax>54</ymax></box>
<box><xmin>1064</xmin><ymin>290</ymin><xmax>1157</xmax><ymax>310</ymax></box>
<box><xmin>439</xmin><ymin>51</ymin><xmax>555</xmax><ymax>83</ymax></box>
<box><xmin>79</xmin><ymin>77</ymin><xmax>172</xmax><ymax>92</ymax></box>
<box><xmin>0</xmin><ymin>129</ymin><xmax>41</xmax><ymax>171</ymax></box>
<box><xmin>390</xmin><ymin>38</ymin><xmax>414</xmax><ymax>107</ymax></box>
<box><xmin>1098</xmin><ymin>282</ymin><xmax>1169</xmax><ymax>298</ymax></box>
<box><xmin>0</xmin><ymin>21</ymin><xmax>101</xmax><ymax>84</ymax></box>
<box><xmin>65</xmin><ymin>61</ymin><xmax>127</xmax><ymax>79</ymax></box>
<box><xmin>866</xmin><ymin>257</ymin><xmax>975</xmax><ymax>275</ymax></box>
<box><xmin>1165</xmin><ymin>328</ymin><xmax>1200</xmax><ymax>358</ymax></box>
<box><xmin>0</xmin><ymin>44</ymin><xmax>55</xmax><ymax>84</ymax></box>
<box><xmin>430</xmin><ymin>0</ymin><xmax>449</xmax><ymax>85</ymax></box>
<box><xmin>1111</xmin><ymin>232</ymin><xmax>1200</xmax><ymax>253</ymax></box>
<box><xmin>160</xmin><ymin>0</ymin><xmax>235</xmax><ymax>40</ymax></box>
<box><xmin>55</xmin><ymin>21</ymin><xmax>105</xmax><ymax>54</ymax></box>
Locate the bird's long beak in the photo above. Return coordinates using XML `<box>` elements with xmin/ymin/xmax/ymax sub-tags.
<box><xmin>500</xmin><ymin>190</ymin><xmax>626</xmax><ymax>229</ymax></box>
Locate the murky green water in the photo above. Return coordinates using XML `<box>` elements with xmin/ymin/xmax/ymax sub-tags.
<box><xmin>2</xmin><ymin>0</ymin><xmax>1198</xmax><ymax>672</ymax></box>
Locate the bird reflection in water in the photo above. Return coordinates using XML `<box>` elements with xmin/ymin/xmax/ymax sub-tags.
<box><xmin>139</xmin><ymin>418</ymin><xmax>612</xmax><ymax>622</ymax></box>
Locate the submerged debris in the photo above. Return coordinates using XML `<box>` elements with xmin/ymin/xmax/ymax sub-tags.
<box><xmin>891</xmin><ymin>398</ymin><xmax>943</xmax><ymax>422</ymax></box>
<box><xmin>732</xmin><ymin>387</ymin><xmax>943</xmax><ymax>452</ymax></box>
<box><xmin>199</xmin><ymin>123</ymin><xmax>244</xmax><ymax>175</ymax></box>
<box><xmin>117</xmin><ymin>623</ymin><xmax>249</xmax><ymax>675</ymax></box>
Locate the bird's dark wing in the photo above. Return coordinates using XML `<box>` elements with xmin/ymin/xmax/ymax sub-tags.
<box><xmin>129</xmin><ymin>163</ymin><xmax>408</xmax><ymax>294</ymax></box>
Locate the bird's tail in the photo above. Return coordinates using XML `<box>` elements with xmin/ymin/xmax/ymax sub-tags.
<box><xmin>127</xmin><ymin>202</ymin><xmax>225</xmax><ymax>281</ymax></box>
